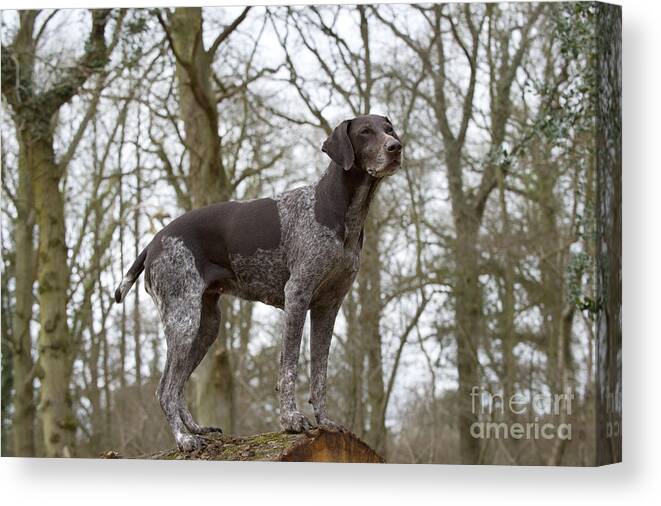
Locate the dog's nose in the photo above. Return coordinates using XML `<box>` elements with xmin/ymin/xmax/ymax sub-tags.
<box><xmin>386</xmin><ymin>139</ymin><xmax>402</xmax><ymax>153</ymax></box>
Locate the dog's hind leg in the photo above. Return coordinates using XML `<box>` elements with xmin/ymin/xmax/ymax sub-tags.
<box><xmin>156</xmin><ymin>293</ymin><xmax>210</xmax><ymax>451</ymax></box>
<box><xmin>177</xmin><ymin>291</ymin><xmax>224</xmax><ymax>436</ymax></box>
<box><xmin>149</xmin><ymin>237</ymin><xmax>218</xmax><ymax>450</ymax></box>
<box><xmin>158</xmin><ymin>291</ymin><xmax>229</xmax><ymax>449</ymax></box>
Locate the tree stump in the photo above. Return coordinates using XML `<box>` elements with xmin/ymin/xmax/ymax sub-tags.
<box><xmin>102</xmin><ymin>428</ymin><xmax>384</xmax><ymax>463</ymax></box>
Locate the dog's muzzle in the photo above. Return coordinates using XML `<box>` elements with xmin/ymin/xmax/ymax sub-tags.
<box><xmin>368</xmin><ymin>154</ymin><xmax>401</xmax><ymax>177</ymax></box>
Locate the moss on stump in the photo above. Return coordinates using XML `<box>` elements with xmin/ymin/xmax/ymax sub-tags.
<box><xmin>103</xmin><ymin>428</ymin><xmax>384</xmax><ymax>463</ymax></box>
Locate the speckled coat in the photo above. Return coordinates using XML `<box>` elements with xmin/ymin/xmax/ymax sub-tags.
<box><xmin>114</xmin><ymin>115</ymin><xmax>402</xmax><ymax>450</ymax></box>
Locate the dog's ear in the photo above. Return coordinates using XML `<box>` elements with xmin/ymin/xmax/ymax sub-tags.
<box><xmin>322</xmin><ymin>120</ymin><xmax>354</xmax><ymax>171</ymax></box>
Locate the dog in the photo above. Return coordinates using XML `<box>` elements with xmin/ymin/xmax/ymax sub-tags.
<box><xmin>114</xmin><ymin>114</ymin><xmax>402</xmax><ymax>450</ymax></box>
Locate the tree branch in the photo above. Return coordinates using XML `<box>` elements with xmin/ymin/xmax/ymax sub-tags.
<box><xmin>207</xmin><ymin>7</ymin><xmax>251</xmax><ymax>57</ymax></box>
<box><xmin>39</xmin><ymin>9</ymin><xmax>112</xmax><ymax>114</ymax></box>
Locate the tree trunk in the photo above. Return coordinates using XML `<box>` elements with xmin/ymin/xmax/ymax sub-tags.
<box><xmin>344</xmin><ymin>288</ymin><xmax>365</xmax><ymax>437</ymax></box>
<box><xmin>88</xmin><ymin>329</ymin><xmax>104</xmax><ymax>452</ymax></box>
<box><xmin>10</xmin><ymin>137</ymin><xmax>37</xmax><ymax>456</ymax></box>
<box><xmin>0</xmin><ymin>293</ymin><xmax>13</xmax><ymax>454</ymax></box>
<box><xmin>167</xmin><ymin>7</ymin><xmax>234</xmax><ymax>432</ymax></box>
<box><xmin>29</xmin><ymin>128</ymin><xmax>77</xmax><ymax>457</ymax></box>
<box><xmin>358</xmin><ymin>209</ymin><xmax>386</xmax><ymax>456</ymax></box>
<box><xmin>169</xmin><ymin>7</ymin><xmax>230</xmax><ymax>206</ymax></box>
<box><xmin>195</xmin><ymin>299</ymin><xmax>235</xmax><ymax>433</ymax></box>
<box><xmin>595</xmin><ymin>2</ymin><xmax>622</xmax><ymax>466</ymax></box>
<box><xmin>133</xmin><ymin>141</ymin><xmax>143</xmax><ymax>390</ymax></box>
<box><xmin>497</xmin><ymin>166</ymin><xmax>516</xmax><ymax>427</ymax></box>
<box><xmin>537</xmin><ymin>160</ymin><xmax>565</xmax><ymax>388</ymax></box>
<box><xmin>106</xmin><ymin>428</ymin><xmax>384</xmax><ymax>463</ymax></box>
<box><xmin>453</xmin><ymin>221</ymin><xmax>482</xmax><ymax>465</ymax></box>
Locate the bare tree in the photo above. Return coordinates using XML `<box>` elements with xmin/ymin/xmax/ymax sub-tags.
<box><xmin>2</xmin><ymin>9</ymin><xmax>117</xmax><ymax>456</ymax></box>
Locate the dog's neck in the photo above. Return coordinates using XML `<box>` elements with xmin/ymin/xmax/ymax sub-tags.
<box><xmin>314</xmin><ymin>161</ymin><xmax>380</xmax><ymax>249</ymax></box>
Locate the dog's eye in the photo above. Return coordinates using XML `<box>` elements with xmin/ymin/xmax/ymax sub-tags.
<box><xmin>360</xmin><ymin>128</ymin><xmax>373</xmax><ymax>135</ymax></box>
<box><xmin>385</xmin><ymin>126</ymin><xmax>394</xmax><ymax>134</ymax></box>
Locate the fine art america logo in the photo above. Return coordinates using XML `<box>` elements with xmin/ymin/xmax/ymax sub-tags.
<box><xmin>470</xmin><ymin>386</ymin><xmax>573</xmax><ymax>441</ymax></box>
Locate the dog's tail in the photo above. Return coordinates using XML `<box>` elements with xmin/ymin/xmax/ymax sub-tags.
<box><xmin>114</xmin><ymin>247</ymin><xmax>148</xmax><ymax>303</ymax></box>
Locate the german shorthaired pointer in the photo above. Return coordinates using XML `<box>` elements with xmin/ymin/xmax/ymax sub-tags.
<box><xmin>115</xmin><ymin>115</ymin><xmax>402</xmax><ymax>450</ymax></box>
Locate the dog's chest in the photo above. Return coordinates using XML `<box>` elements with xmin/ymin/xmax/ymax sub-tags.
<box><xmin>311</xmin><ymin>243</ymin><xmax>361</xmax><ymax>306</ymax></box>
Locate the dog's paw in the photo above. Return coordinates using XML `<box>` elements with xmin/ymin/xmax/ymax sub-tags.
<box><xmin>316</xmin><ymin>417</ymin><xmax>346</xmax><ymax>433</ymax></box>
<box><xmin>176</xmin><ymin>433</ymin><xmax>208</xmax><ymax>452</ymax></box>
<box><xmin>281</xmin><ymin>410</ymin><xmax>313</xmax><ymax>433</ymax></box>
<box><xmin>195</xmin><ymin>426</ymin><xmax>223</xmax><ymax>435</ymax></box>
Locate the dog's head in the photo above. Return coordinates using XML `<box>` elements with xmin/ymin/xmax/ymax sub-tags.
<box><xmin>322</xmin><ymin>115</ymin><xmax>402</xmax><ymax>178</ymax></box>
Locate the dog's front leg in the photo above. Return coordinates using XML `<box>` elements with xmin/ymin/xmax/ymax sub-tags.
<box><xmin>279</xmin><ymin>278</ymin><xmax>313</xmax><ymax>433</ymax></box>
<box><xmin>310</xmin><ymin>303</ymin><xmax>343</xmax><ymax>430</ymax></box>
